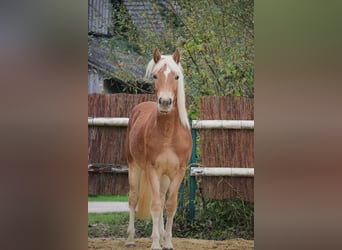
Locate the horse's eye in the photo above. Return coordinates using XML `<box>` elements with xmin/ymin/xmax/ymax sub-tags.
<box><xmin>152</xmin><ymin>74</ymin><xmax>157</xmax><ymax>79</ymax></box>
<box><xmin>175</xmin><ymin>75</ymin><xmax>179</xmax><ymax>80</ymax></box>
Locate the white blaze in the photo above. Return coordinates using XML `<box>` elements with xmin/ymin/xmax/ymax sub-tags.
<box><xmin>164</xmin><ymin>65</ymin><xmax>171</xmax><ymax>80</ymax></box>
<box><xmin>159</xmin><ymin>91</ymin><xmax>173</xmax><ymax>101</ymax></box>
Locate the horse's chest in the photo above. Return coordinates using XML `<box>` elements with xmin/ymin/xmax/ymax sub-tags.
<box><xmin>154</xmin><ymin>148</ymin><xmax>180</xmax><ymax>177</ymax></box>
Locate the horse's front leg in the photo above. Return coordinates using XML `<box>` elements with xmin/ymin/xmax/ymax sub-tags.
<box><xmin>163</xmin><ymin>168</ymin><xmax>186</xmax><ymax>250</ymax></box>
<box><xmin>159</xmin><ymin>175</ymin><xmax>171</xmax><ymax>247</ymax></box>
<box><xmin>148</xmin><ymin>168</ymin><xmax>162</xmax><ymax>250</ymax></box>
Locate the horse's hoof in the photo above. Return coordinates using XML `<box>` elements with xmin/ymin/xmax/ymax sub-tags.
<box><xmin>162</xmin><ymin>248</ymin><xmax>173</xmax><ymax>250</ymax></box>
<box><xmin>125</xmin><ymin>242</ymin><xmax>136</xmax><ymax>248</ymax></box>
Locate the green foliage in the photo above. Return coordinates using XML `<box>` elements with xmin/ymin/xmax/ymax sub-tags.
<box><xmin>173</xmin><ymin>199</ymin><xmax>254</xmax><ymax>240</ymax></box>
<box><xmin>88</xmin><ymin>199</ymin><xmax>253</xmax><ymax>240</ymax></box>
<box><xmin>174</xmin><ymin>170</ymin><xmax>254</xmax><ymax>240</ymax></box>
<box><xmin>94</xmin><ymin>0</ymin><xmax>254</xmax><ymax>117</ymax></box>
<box><xmin>135</xmin><ymin>198</ymin><xmax>253</xmax><ymax>240</ymax></box>
<box><xmin>177</xmin><ymin>0</ymin><xmax>254</xmax><ymax>101</ymax></box>
<box><xmin>88</xmin><ymin>172</ymin><xmax>253</xmax><ymax>240</ymax></box>
<box><xmin>111</xmin><ymin>1</ymin><xmax>138</xmax><ymax>43</ymax></box>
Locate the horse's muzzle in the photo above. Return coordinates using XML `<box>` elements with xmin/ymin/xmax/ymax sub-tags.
<box><xmin>158</xmin><ymin>97</ymin><xmax>172</xmax><ymax>113</ymax></box>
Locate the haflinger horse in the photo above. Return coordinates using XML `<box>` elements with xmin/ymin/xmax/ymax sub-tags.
<box><xmin>125</xmin><ymin>48</ymin><xmax>192</xmax><ymax>250</ymax></box>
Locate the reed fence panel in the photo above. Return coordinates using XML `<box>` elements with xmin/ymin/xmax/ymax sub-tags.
<box><xmin>88</xmin><ymin>94</ymin><xmax>254</xmax><ymax>201</ymax></box>
<box><xmin>198</xmin><ymin>96</ymin><xmax>254</xmax><ymax>201</ymax></box>
<box><xmin>88</xmin><ymin>94</ymin><xmax>155</xmax><ymax>195</ymax></box>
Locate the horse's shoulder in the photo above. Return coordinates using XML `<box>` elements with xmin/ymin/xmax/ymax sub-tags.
<box><xmin>131</xmin><ymin>101</ymin><xmax>156</xmax><ymax>114</ymax></box>
<box><xmin>129</xmin><ymin>101</ymin><xmax>156</xmax><ymax>127</ymax></box>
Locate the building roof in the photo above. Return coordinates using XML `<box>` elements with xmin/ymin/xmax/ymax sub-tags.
<box><xmin>88</xmin><ymin>37</ymin><xmax>145</xmax><ymax>80</ymax></box>
<box><xmin>88</xmin><ymin>0</ymin><xmax>177</xmax><ymax>81</ymax></box>
<box><xmin>121</xmin><ymin>0</ymin><xmax>166</xmax><ymax>33</ymax></box>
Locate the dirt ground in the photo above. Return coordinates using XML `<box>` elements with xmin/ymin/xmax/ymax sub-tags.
<box><xmin>88</xmin><ymin>237</ymin><xmax>254</xmax><ymax>250</ymax></box>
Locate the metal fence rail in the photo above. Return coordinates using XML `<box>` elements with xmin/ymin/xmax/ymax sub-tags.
<box><xmin>88</xmin><ymin>117</ymin><xmax>254</xmax><ymax>129</ymax></box>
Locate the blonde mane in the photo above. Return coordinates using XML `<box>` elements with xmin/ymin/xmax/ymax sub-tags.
<box><xmin>145</xmin><ymin>55</ymin><xmax>190</xmax><ymax>129</ymax></box>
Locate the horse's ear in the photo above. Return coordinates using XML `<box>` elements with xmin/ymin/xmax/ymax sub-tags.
<box><xmin>172</xmin><ymin>48</ymin><xmax>181</xmax><ymax>64</ymax></box>
<box><xmin>153</xmin><ymin>48</ymin><xmax>161</xmax><ymax>63</ymax></box>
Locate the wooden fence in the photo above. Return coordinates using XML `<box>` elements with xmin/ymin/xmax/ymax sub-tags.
<box><xmin>88</xmin><ymin>94</ymin><xmax>155</xmax><ymax>195</ymax></box>
<box><xmin>198</xmin><ymin>96</ymin><xmax>254</xmax><ymax>201</ymax></box>
<box><xmin>88</xmin><ymin>94</ymin><xmax>254</xmax><ymax>201</ymax></box>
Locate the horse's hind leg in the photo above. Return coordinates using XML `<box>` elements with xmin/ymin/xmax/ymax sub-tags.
<box><xmin>125</xmin><ymin>163</ymin><xmax>141</xmax><ymax>247</ymax></box>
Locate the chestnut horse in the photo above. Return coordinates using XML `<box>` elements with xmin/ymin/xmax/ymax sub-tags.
<box><xmin>125</xmin><ymin>48</ymin><xmax>192</xmax><ymax>250</ymax></box>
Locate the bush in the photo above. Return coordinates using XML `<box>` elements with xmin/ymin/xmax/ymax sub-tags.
<box><xmin>173</xmin><ymin>173</ymin><xmax>254</xmax><ymax>240</ymax></box>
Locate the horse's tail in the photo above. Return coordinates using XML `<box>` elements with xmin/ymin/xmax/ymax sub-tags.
<box><xmin>137</xmin><ymin>170</ymin><xmax>151</xmax><ymax>219</ymax></box>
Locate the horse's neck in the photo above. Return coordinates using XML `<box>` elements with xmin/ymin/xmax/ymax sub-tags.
<box><xmin>156</xmin><ymin>108</ymin><xmax>180</xmax><ymax>136</ymax></box>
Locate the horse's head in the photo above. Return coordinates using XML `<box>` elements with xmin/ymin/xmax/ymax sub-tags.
<box><xmin>145</xmin><ymin>48</ymin><xmax>189</xmax><ymax>128</ymax></box>
<box><xmin>145</xmin><ymin>48</ymin><xmax>183</xmax><ymax>114</ymax></box>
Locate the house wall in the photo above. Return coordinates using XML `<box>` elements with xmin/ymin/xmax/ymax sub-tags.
<box><xmin>88</xmin><ymin>66</ymin><xmax>104</xmax><ymax>94</ymax></box>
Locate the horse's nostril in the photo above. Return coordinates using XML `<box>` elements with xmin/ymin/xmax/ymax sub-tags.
<box><xmin>159</xmin><ymin>97</ymin><xmax>172</xmax><ymax>107</ymax></box>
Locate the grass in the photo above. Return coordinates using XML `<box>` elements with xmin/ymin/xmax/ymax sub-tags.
<box><xmin>88</xmin><ymin>212</ymin><xmax>152</xmax><ymax>239</ymax></box>
<box><xmin>88</xmin><ymin>212</ymin><xmax>128</xmax><ymax>224</ymax></box>
<box><xmin>88</xmin><ymin>195</ymin><xmax>128</xmax><ymax>202</ymax></box>
<box><xmin>88</xmin><ymin>181</ymin><xmax>253</xmax><ymax>240</ymax></box>
<box><xmin>88</xmin><ymin>199</ymin><xmax>254</xmax><ymax>240</ymax></box>
<box><xmin>88</xmin><ymin>212</ymin><xmax>129</xmax><ymax>238</ymax></box>
<box><xmin>88</xmin><ymin>211</ymin><xmax>155</xmax><ymax>239</ymax></box>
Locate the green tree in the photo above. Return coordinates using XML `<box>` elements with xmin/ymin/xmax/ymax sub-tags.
<box><xmin>95</xmin><ymin>0</ymin><xmax>254</xmax><ymax>116</ymax></box>
<box><xmin>176</xmin><ymin>0</ymin><xmax>254</xmax><ymax>98</ymax></box>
